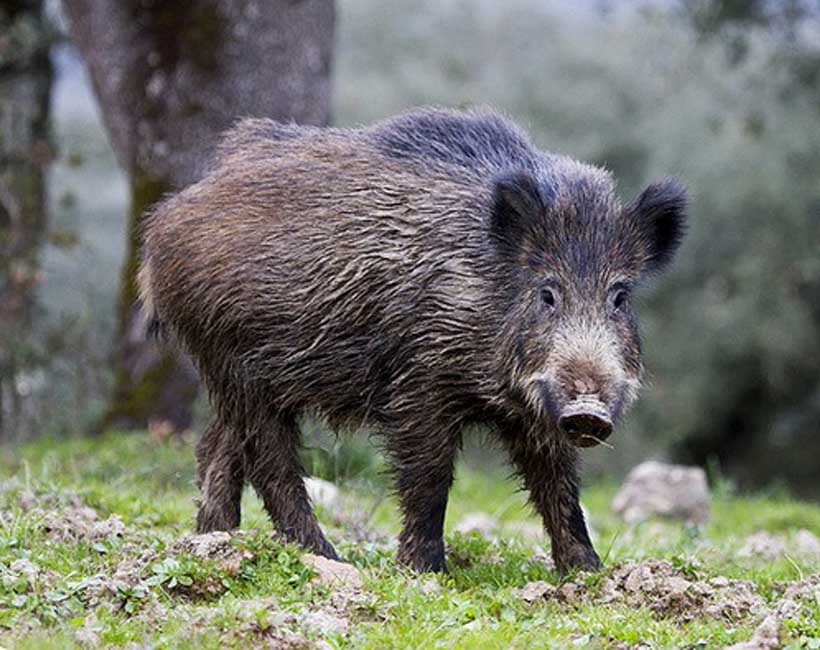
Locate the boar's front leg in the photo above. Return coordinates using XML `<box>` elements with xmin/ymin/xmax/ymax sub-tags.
<box><xmin>503</xmin><ymin>432</ymin><xmax>601</xmax><ymax>574</ymax></box>
<box><xmin>387</xmin><ymin>419</ymin><xmax>461</xmax><ymax>573</ymax></box>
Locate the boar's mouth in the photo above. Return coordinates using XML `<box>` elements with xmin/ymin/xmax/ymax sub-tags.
<box><xmin>558</xmin><ymin>397</ymin><xmax>613</xmax><ymax>448</ymax></box>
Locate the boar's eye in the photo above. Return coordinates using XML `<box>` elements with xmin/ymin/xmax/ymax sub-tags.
<box><xmin>608</xmin><ymin>285</ymin><xmax>630</xmax><ymax>314</ymax></box>
<box><xmin>541</xmin><ymin>286</ymin><xmax>557</xmax><ymax>311</ymax></box>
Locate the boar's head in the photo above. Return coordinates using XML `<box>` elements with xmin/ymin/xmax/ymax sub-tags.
<box><xmin>488</xmin><ymin>166</ymin><xmax>687</xmax><ymax>448</ymax></box>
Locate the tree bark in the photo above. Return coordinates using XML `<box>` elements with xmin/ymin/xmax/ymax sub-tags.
<box><xmin>61</xmin><ymin>0</ymin><xmax>335</xmax><ymax>431</ymax></box>
<box><xmin>0</xmin><ymin>0</ymin><xmax>54</xmax><ymax>440</ymax></box>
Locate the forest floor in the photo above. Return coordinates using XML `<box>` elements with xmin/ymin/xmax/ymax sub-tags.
<box><xmin>1</xmin><ymin>432</ymin><xmax>819</xmax><ymax>649</ymax></box>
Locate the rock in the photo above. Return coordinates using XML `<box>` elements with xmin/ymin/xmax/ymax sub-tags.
<box><xmin>420</xmin><ymin>578</ymin><xmax>441</xmax><ymax>596</ymax></box>
<box><xmin>75</xmin><ymin>613</ymin><xmax>101</xmax><ymax>647</ymax></box>
<box><xmin>178</xmin><ymin>531</ymin><xmax>233</xmax><ymax>559</ymax></box>
<box><xmin>594</xmin><ymin>559</ymin><xmax>763</xmax><ymax>622</ymax></box>
<box><xmin>302</xmin><ymin>610</ymin><xmax>349</xmax><ymax>635</ymax></box>
<box><xmin>739</xmin><ymin>532</ymin><xmax>787</xmax><ymax>560</ymax></box>
<box><xmin>725</xmin><ymin>613</ymin><xmax>781</xmax><ymax>650</ymax></box>
<box><xmin>41</xmin><ymin>506</ymin><xmax>126</xmax><ymax>542</ymax></box>
<box><xmin>793</xmin><ymin>529</ymin><xmax>820</xmax><ymax>557</ymax></box>
<box><xmin>612</xmin><ymin>461</ymin><xmax>710</xmax><ymax>524</ymax></box>
<box><xmin>557</xmin><ymin>582</ymin><xmax>583</xmax><ymax>604</ymax></box>
<box><xmin>9</xmin><ymin>559</ymin><xmax>39</xmax><ymax>581</ymax></box>
<box><xmin>723</xmin><ymin>580</ymin><xmax>818</xmax><ymax>650</ymax></box>
<box><xmin>301</xmin><ymin>554</ymin><xmax>362</xmax><ymax>590</ymax></box>
<box><xmin>92</xmin><ymin>514</ymin><xmax>126</xmax><ymax>539</ymax></box>
<box><xmin>171</xmin><ymin>531</ymin><xmax>253</xmax><ymax>578</ymax></box>
<box><xmin>454</xmin><ymin>512</ymin><xmax>499</xmax><ymax>539</ymax></box>
<box><xmin>18</xmin><ymin>490</ymin><xmax>36</xmax><ymax>512</ymax></box>
<box><xmin>304</xmin><ymin>477</ymin><xmax>341</xmax><ymax>511</ymax></box>
<box><xmin>514</xmin><ymin>580</ymin><xmax>555</xmax><ymax>603</ymax></box>
<box><xmin>408</xmin><ymin>577</ymin><xmax>441</xmax><ymax>596</ymax></box>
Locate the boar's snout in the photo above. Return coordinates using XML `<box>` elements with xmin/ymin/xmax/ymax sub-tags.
<box><xmin>558</xmin><ymin>396</ymin><xmax>613</xmax><ymax>448</ymax></box>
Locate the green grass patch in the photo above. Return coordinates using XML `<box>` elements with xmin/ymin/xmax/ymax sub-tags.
<box><xmin>1</xmin><ymin>432</ymin><xmax>818</xmax><ymax>648</ymax></box>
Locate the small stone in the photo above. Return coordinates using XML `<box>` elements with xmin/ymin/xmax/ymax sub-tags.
<box><xmin>739</xmin><ymin>532</ymin><xmax>787</xmax><ymax>560</ymax></box>
<box><xmin>302</xmin><ymin>610</ymin><xmax>349</xmax><ymax>635</ymax></box>
<box><xmin>9</xmin><ymin>559</ymin><xmax>39</xmax><ymax>581</ymax></box>
<box><xmin>304</xmin><ymin>477</ymin><xmax>341</xmax><ymax>511</ymax></box>
<box><xmin>557</xmin><ymin>582</ymin><xmax>582</xmax><ymax>604</ymax></box>
<box><xmin>666</xmin><ymin>576</ymin><xmax>691</xmax><ymax>596</ymax></box>
<box><xmin>92</xmin><ymin>515</ymin><xmax>126</xmax><ymax>539</ymax></box>
<box><xmin>454</xmin><ymin>512</ymin><xmax>498</xmax><ymax>539</ymax></box>
<box><xmin>18</xmin><ymin>490</ymin><xmax>36</xmax><ymax>512</ymax></box>
<box><xmin>419</xmin><ymin>578</ymin><xmax>441</xmax><ymax>596</ymax></box>
<box><xmin>75</xmin><ymin>613</ymin><xmax>101</xmax><ymax>647</ymax></box>
<box><xmin>181</xmin><ymin>531</ymin><xmax>233</xmax><ymax>558</ymax></box>
<box><xmin>515</xmin><ymin>580</ymin><xmax>555</xmax><ymax>603</ymax></box>
<box><xmin>301</xmin><ymin>554</ymin><xmax>362</xmax><ymax>590</ymax></box>
<box><xmin>612</xmin><ymin>461</ymin><xmax>710</xmax><ymax>524</ymax></box>
<box><xmin>623</xmin><ymin>564</ymin><xmax>651</xmax><ymax>593</ymax></box>
<box><xmin>725</xmin><ymin>613</ymin><xmax>781</xmax><ymax>650</ymax></box>
<box><xmin>793</xmin><ymin>529</ymin><xmax>820</xmax><ymax>556</ymax></box>
<box><xmin>41</xmin><ymin>505</ymin><xmax>106</xmax><ymax>541</ymax></box>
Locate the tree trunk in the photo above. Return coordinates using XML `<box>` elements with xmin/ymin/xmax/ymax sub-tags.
<box><xmin>61</xmin><ymin>0</ymin><xmax>335</xmax><ymax>432</ymax></box>
<box><xmin>0</xmin><ymin>0</ymin><xmax>53</xmax><ymax>440</ymax></box>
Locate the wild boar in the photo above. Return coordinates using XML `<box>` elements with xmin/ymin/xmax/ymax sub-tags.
<box><xmin>138</xmin><ymin>107</ymin><xmax>687</xmax><ymax>573</ymax></box>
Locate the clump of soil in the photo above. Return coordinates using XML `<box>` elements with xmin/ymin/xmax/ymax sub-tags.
<box><xmin>172</xmin><ymin>531</ymin><xmax>254</xmax><ymax>577</ymax></box>
<box><xmin>39</xmin><ymin>504</ymin><xmax>126</xmax><ymax>542</ymax></box>
<box><xmin>515</xmin><ymin>559</ymin><xmax>765</xmax><ymax>623</ymax></box>
<box><xmin>727</xmin><ymin>575</ymin><xmax>820</xmax><ymax>650</ymax></box>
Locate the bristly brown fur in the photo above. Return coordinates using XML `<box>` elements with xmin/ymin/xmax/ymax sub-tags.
<box><xmin>138</xmin><ymin>106</ymin><xmax>687</xmax><ymax>573</ymax></box>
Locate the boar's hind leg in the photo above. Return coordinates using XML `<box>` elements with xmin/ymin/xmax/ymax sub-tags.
<box><xmin>246</xmin><ymin>413</ymin><xmax>339</xmax><ymax>560</ymax></box>
<box><xmin>388</xmin><ymin>422</ymin><xmax>461</xmax><ymax>573</ymax></box>
<box><xmin>505</xmin><ymin>436</ymin><xmax>601</xmax><ymax>574</ymax></box>
<box><xmin>196</xmin><ymin>419</ymin><xmax>244</xmax><ymax>533</ymax></box>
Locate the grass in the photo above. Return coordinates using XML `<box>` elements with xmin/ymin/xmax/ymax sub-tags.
<box><xmin>1</xmin><ymin>432</ymin><xmax>819</xmax><ymax>649</ymax></box>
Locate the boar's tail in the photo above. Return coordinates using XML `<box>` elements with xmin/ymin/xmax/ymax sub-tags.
<box><xmin>136</xmin><ymin>256</ymin><xmax>165</xmax><ymax>340</ymax></box>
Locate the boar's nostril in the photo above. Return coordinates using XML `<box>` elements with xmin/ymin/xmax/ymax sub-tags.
<box><xmin>558</xmin><ymin>413</ymin><xmax>613</xmax><ymax>447</ymax></box>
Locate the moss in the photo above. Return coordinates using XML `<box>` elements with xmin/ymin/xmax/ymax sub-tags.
<box><xmin>102</xmin><ymin>170</ymin><xmax>175</xmax><ymax>431</ymax></box>
<box><xmin>106</xmin><ymin>350</ymin><xmax>179</xmax><ymax>428</ymax></box>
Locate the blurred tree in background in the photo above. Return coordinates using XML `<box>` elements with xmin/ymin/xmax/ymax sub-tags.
<box><xmin>0</xmin><ymin>0</ymin><xmax>53</xmax><ymax>440</ymax></box>
<box><xmin>62</xmin><ymin>0</ymin><xmax>335</xmax><ymax>431</ymax></box>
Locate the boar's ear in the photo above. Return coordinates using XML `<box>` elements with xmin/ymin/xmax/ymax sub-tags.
<box><xmin>625</xmin><ymin>178</ymin><xmax>688</xmax><ymax>274</ymax></box>
<box><xmin>489</xmin><ymin>170</ymin><xmax>551</xmax><ymax>248</ymax></box>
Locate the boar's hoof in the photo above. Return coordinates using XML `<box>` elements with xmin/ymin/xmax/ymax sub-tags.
<box><xmin>555</xmin><ymin>545</ymin><xmax>602</xmax><ymax>575</ymax></box>
<box><xmin>397</xmin><ymin>541</ymin><xmax>448</xmax><ymax>573</ymax></box>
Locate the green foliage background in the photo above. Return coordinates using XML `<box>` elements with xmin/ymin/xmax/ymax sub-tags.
<box><xmin>333</xmin><ymin>1</ymin><xmax>820</xmax><ymax>493</ymax></box>
<box><xmin>8</xmin><ymin>1</ymin><xmax>820</xmax><ymax>493</ymax></box>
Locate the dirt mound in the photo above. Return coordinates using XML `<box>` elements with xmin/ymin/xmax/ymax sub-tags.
<box><xmin>172</xmin><ymin>531</ymin><xmax>254</xmax><ymax>577</ymax></box>
<box><xmin>727</xmin><ymin>575</ymin><xmax>820</xmax><ymax>650</ymax></box>
<box><xmin>515</xmin><ymin>559</ymin><xmax>765</xmax><ymax>623</ymax></box>
<box><xmin>40</xmin><ymin>505</ymin><xmax>126</xmax><ymax>542</ymax></box>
